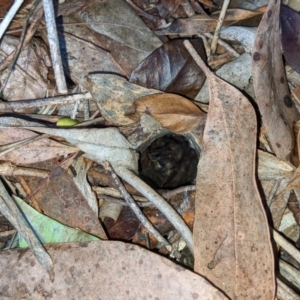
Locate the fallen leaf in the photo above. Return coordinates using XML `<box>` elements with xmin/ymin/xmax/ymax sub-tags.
<box><xmin>24</xmin><ymin>157</ymin><xmax>107</xmax><ymax>240</ymax></box>
<box><xmin>71</xmin><ymin>0</ymin><xmax>162</xmax><ymax>74</ymax></box>
<box><xmin>68</xmin><ymin>157</ymin><xmax>99</xmax><ymax>215</ymax></box>
<box><xmin>134</xmin><ymin>93</ymin><xmax>206</xmax><ymax>133</ymax></box>
<box><xmin>156</xmin><ymin>0</ymin><xmax>183</xmax><ymax>18</ymax></box>
<box><xmin>0</xmin><ymin>241</ymin><xmax>229</xmax><ymax>299</ymax></box>
<box><xmin>155</xmin><ymin>9</ymin><xmax>261</xmax><ymax>35</ymax></box>
<box><xmin>280</xmin><ymin>5</ymin><xmax>300</xmax><ymax>75</ymax></box>
<box><xmin>0</xmin><ymin>128</ymin><xmax>78</xmax><ymax>165</ymax></box>
<box><xmin>130</xmin><ymin>39</ymin><xmax>206</xmax><ymax>99</ymax></box>
<box><xmin>87</xmin><ymin>74</ymin><xmax>160</xmax><ymax>125</ymax></box>
<box><xmin>184</xmin><ymin>40</ymin><xmax>275</xmax><ymax>299</ymax></box>
<box><xmin>0</xmin><ymin>36</ymin><xmax>51</xmax><ymax>105</ymax></box>
<box><xmin>16</xmin><ymin>126</ymin><xmax>139</xmax><ymax>170</ymax></box>
<box><xmin>56</xmin><ymin>20</ymin><xmax>126</xmax><ymax>87</ymax></box>
<box><xmin>252</xmin><ymin>0</ymin><xmax>300</xmax><ymax>161</ymax></box>
<box><xmin>14</xmin><ymin>196</ymin><xmax>100</xmax><ymax>248</ymax></box>
<box><xmin>104</xmin><ymin>205</ymin><xmax>140</xmax><ymax>240</ymax></box>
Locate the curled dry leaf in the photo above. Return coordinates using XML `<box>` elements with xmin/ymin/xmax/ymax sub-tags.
<box><xmin>252</xmin><ymin>0</ymin><xmax>300</xmax><ymax>162</ymax></box>
<box><xmin>184</xmin><ymin>40</ymin><xmax>275</xmax><ymax>299</ymax></box>
<box><xmin>133</xmin><ymin>93</ymin><xmax>207</xmax><ymax>134</ymax></box>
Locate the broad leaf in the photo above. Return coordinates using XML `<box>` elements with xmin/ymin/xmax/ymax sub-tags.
<box><xmin>184</xmin><ymin>40</ymin><xmax>275</xmax><ymax>299</ymax></box>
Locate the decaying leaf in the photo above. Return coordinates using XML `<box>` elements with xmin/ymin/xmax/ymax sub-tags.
<box><xmin>252</xmin><ymin>0</ymin><xmax>300</xmax><ymax>162</ymax></box>
<box><xmin>130</xmin><ymin>39</ymin><xmax>206</xmax><ymax>99</ymax></box>
<box><xmin>17</xmin><ymin>126</ymin><xmax>139</xmax><ymax>170</ymax></box>
<box><xmin>281</xmin><ymin>5</ymin><xmax>300</xmax><ymax>75</ymax></box>
<box><xmin>56</xmin><ymin>20</ymin><xmax>126</xmax><ymax>87</ymax></box>
<box><xmin>156</xmin><ymin>0</ymin><xmax>183</xmax><ymax>18</ymax></box>
<box><xmin>0</xmin><ymin>128</ymin><xmax>78</xmax><ymax>165</ymax></box>
<box><xmin>24</xmin><ymin>157</ymin><xmax>107</xmax><ymax>240</ymax></box>
<box><xmin>133</xmin><ymin>93</ymin><xmax>206</xmax><ymax>133</ymax></box>
<box><xmin>87</xmin><ymin>74</ymin><xmax>160</xmax><ymax>125</ymax></box>
<box><xmin>0</xmin><ymin>241</ymin><xmax>229</xmax><ymax>299</ymax></box>
<box><xmin>15</xmin><ymin>196</ymin><xmax>100</xmax><ymax>248</ymax></box>
<box><xmin>155</xmin><ymin>9</ymin><xmax>261</xmax><ymax>35</ymax></box>
<box><xmin>0</xmin><ymin>36</ymin><xmax>51</xmax><ymax>104</ymax></box>
<box><xmin>184</xmin><ymin>40</ymin><xmax>275</xmax><ymax>299</ymax></box>
<box><xmin>71</xmin><ymin>0</ymin><xmax>162</xmax><ymax>74</ymax></box>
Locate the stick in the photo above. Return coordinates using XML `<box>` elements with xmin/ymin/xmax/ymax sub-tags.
<box><xmin>184</xmin><ymin>39</ymin><xmax>212</xmax><ymax>77</ymax></box>
<box><xmin>114</xmin><ymin>166</ymin><xmax>194</xmax><ymax>254</ymax></box>
<box><xmin>0</xmin><ymin>6</ymin><xmax>44</xmax><ymax>73</ymax></box>
<box><xmin>42</xmin><ymin>0</ymin><xmax>67</xmax><ymax>93</ymax></box>
<box><xmin>0</xmin><ymin>93</ymin><xmax>91</xmax><ymax>110</ymax></box>
<box><xmin>210</xmin><ymin>0</ymin><xmax>230</xmax><ymax>54</ymax></box>
<box><xmin>273</xmin><ymin>229</ymin><xmax>300</xmax><ymax>264</ymax></box>
<box><xmin>104</xmin><ymin>161</ymin><xmax>172</xmax><ymax>251</ymax></box>
<box><xmin>0</xmin><ymin>179</ymin><xmax>54</xmax><ymax>281</ymax></box>
<box><xmin>0</xmin><ymin>0</ymin><xmax>24</xmax><ymax>39</ymax></box>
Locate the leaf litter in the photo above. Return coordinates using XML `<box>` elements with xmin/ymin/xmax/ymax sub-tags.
<box><xmin>1</xmin><ymin>0</ymin><xmax>300</xmax><ymax>299</ymax></box>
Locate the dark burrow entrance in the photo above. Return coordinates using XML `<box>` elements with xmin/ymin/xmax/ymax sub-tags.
<box><xmin>139</xmin><ymin>134</ymin><xmax>200</xmax><ymax>189</ymax></box>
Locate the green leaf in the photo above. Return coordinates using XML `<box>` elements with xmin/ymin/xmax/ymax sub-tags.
<box><xmin>56</xmin><ymin>117</ymin><xmax>79</xmax><ymax>127</ymax></box>
<box><xmin>14</xmin><ymin>196</ymin><xmax>99</xmax><ymax>248</ymax></box>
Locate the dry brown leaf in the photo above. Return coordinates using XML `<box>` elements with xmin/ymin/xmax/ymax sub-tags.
<box><xmin>0</xmin><ymin>36</ymin><xmax>51</xmax><ymax>105</ymax></box>
<box><xmin>155</xmin><ymin>9</ymin><xmax>261</xmax><ymax>35</ymax></box>
<box><xmin>134</xmin><ymin>93</ymin><xmax>206</xmax><ymax>133</ymax></box>
<box><xmin>24</xmin><ymin>157</ymin><xmax>107</xmax><ymax>240</ymax></box>
<box><xmin>87</xmin><ymin>74</ymin><xmax>160</xmax><ymax>125</ymax></box>
<box><xmin>71</xmin><ymin>0</ymin><xmax>162</xmax><ymax>75</ymax></box>
<box><xmin>252</xmin><ymin>0</ymin><xmax>300</xmax><ymax>162</ymax></box>
<box><xmin>55</xmin><ymin>21</ymin><xmax>126</xmax><ymax>88</ymax></box>
<box><xmin>184</xmin><ymin>40</ymin><xmax>275</xmax><ymax>299</ymax></box>
<box><xmin>0</xmin><ymin>128</ymin><xmax>78</xmax><ymax>165</ymax></box>
<box><xmin>211</xmin><ymin>8</ymin><xmax>262</xmax><ymax>21</ymax></box>
<box><xmin>0</xmin><ymin>241</ymin><xmax>229</xmax><ymax>299</ymax></box>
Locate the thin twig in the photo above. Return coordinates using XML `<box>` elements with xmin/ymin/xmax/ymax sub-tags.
<box><xmin>0</xmin><ymin>93</ymin><xmax>91</xmax><ymax>110</ymax></box>
<box><xmin>0</xmin><ymin>229</ymin><xmax>17</xmax><ymax>237</ymax></box>
<box><xmin>210</xmin><ymin>0</ymin><xmax>230</xmax><ymax>54</ymax></box>
<box><xmin>159</xmin><ymin>185</ymin><xmax>196</xmax><ymax>198</ymax></box>
<box><xmin>101</xmin><ymin>195</ymin><xmax>152</xmax><ymax>208</ymax></box>
<box><xmin>124</xmin><ymin>0</ymin><xmax>169</xmax><ymax>29</ymax></box>
<box><xmin>93</xmin><ymin>186</ymin><xmax>148</xmax><ymax>202</ymax></box>
<box><xmin>42</xmin><ymin>0</ymin><xmax>67</xmax><ymax>93</ymax></box>
<box><xmin>204</xmin><ymin>32</ymin><xmax>239</xmax><ymax>58</ymax></box>
<box><xmin>181</xmin><ymin>0</ymin><xmax>196</xmax><ymax>17</ymax></box>
<box><xmin>0</xmin><ymin>6</ymin><xmax>44</xmax><ymax>73</ymax></box>
<box><xmin>0</xmin><ymin>0</ymin><xmax>24</xmax><ymax>39</ymax></box>
<box><xmin>0</xmin><ymin>134</ymin><xmax>51</xmax><ymax>158</ymax></box>
<box><xmin>104</xmin><ymin>161</ymin><xmax>172</xmax><ymax>251</ymax></box>
<box><xmin>273</xmin><ymin>229</ymin><xmax>300</xmax><ymax>264</ymax></box>
<box><xmin>184</xmin><ymin>39</ymin><xmax>211</xmax><ymax>77</ymax></box>
<box><xmin>0</xmin><ymin>49</ymin><xmax>37</xmax><ymax>83</ymax></box>
<box><xmin>0</xmin><ymin>162</ymin><xmax>48</xmax><ymax>178</ymax></box>
<box><xmin>114</xmin><ymin>166</ymin><xmax>194</xmax><ymax>254</ymax></box>
<box><xmin>9</xmin><ymin>0</ymin><xmax>41</xmax><ymax>71</ymax></box>
<box><xmin>0</xmin><ymin>178</ymin><xmax>54</xmax><ymax>280</ymax></box>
